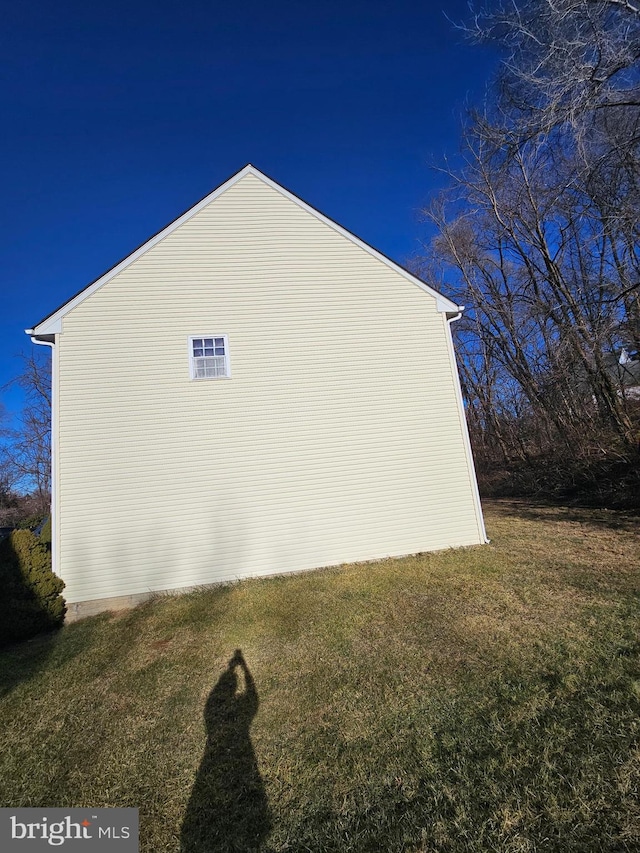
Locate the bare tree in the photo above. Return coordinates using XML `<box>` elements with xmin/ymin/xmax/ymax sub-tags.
<box><xmin>0</xmin><ymin>404</ymin><xmax>18</xmax><ymax>516</ymax></box>
<box><xmin>468</xmin><ymin>0</ymin><xmax>640</xmax><ymax>319</ymax></box>
<box><xmin>421</xmin><ymin>0</ymin><xmax>640</xmax><ymax>501</ymax></box>
<box><xmin>3</xmin><ymin>350</ymin><xmax>51</xmax><ymax>514</ymax></box>
<box><xmin>467</xmin><ymin>0</ymin><xmax>640</xmax><ymax>139</ymax></box>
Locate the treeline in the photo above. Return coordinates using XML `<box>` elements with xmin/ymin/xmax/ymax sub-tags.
<box><xmin>421</xmin><ymin>0</ymin><xmax>640</xmax><ymax>507</ymax></box>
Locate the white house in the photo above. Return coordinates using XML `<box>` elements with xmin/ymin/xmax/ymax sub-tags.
<box><xmin>27</xmin><ymin>165</ymin><xmax>487</xmax><ymax>619</ymax></box>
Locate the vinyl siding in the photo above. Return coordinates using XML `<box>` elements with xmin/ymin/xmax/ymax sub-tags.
<box><xmin>56</xmin><ymin>173</ymin><xmax>484</xmax><ymax>604</ymax></box>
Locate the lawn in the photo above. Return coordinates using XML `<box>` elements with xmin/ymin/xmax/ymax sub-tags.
<box><xmin>1</xmin><ymin>501</ymin><xmax>639</xmax><ymax>852</ymax></box>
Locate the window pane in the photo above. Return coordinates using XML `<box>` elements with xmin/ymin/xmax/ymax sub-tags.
<box><xmin>193</xmin><ymin>355</ymin><xmax>228</xmax><ymax>378</ymax></box>
<box><xmin>192</xmin><ymin>340</ymin><xmax>228</xmax><ymax>378</ymax></box>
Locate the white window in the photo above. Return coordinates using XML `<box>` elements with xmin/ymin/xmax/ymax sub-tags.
<box><xmin>189</xmin><ymin>335</ymin><xmax>230</xmax><ymax>379</ymax></box>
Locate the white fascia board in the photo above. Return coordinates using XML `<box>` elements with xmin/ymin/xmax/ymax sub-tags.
<box><xmin>30</xmin><ymin>165</ymin><xmax>459</xmax><ymax>335</ymax></box>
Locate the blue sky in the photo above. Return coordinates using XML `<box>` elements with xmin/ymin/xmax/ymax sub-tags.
<box><xmin>1</xmin><ymin>0</ymin><xmax>498</xmax><ymax>418</ymax></box>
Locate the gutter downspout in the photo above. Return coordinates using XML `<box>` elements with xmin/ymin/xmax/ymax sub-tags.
<box><xmin>445</xmin><ymin>308</ymin><xmax>489</xmax><ymax>544</ymax></box>
<box><xmin>26</xmin><ymin>331</ymin><xmax>60</xmax><ymax>577</ymax></box>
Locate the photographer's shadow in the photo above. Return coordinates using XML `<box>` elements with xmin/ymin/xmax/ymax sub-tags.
<box><xmin>181</xmin><ymin>650</ymin><xmax>271</xmax><ymax>853</ymax></box>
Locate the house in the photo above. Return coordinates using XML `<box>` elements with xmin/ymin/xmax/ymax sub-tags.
<box><xmin>27</xmin><ymin>165</ymin><xmax>487</xmax><ymax>620</ymax></box>
<box><xmin>616</xmin><ymin>349</ymin><xmax>640</xmax><ymax>400</ymax></box>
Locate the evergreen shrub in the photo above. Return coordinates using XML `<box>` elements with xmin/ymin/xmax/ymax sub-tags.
<box><xmin>0</xmin><ymin>529</ymin><xmax>66</xmax><ymax>647</ymax></box>
<box><xmin>39</xmin><ymin>517</ymin><xmax>52</xmax><ymax>545</ymax></box>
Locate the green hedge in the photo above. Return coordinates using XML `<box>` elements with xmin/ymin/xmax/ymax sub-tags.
<box><xmin>0</xmin><ymin>529</ymin><xmax>66</xmax><ymax>647</ymax></box>
<box><xmin>39</xmin><ymin>517</ymin><xmax>52</xmax><ymax>546</ymax></box>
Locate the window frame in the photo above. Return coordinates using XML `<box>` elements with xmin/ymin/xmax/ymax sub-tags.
<box><xmin>188</xmin><ymin>334</ymin><xmax>231</xmax><ymax>380</ymax></box>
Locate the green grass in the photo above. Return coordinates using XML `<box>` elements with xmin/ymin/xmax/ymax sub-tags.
<box><xmin>1</xmin><ymin>501</ymin><xmax>639</xmax><ymax>852</ymax></box>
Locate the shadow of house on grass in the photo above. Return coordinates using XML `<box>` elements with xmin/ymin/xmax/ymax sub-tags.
<box><xmin>181</xmin><ymin>651</ymin><xmax>271</xmax><ymax>853</ymax></box>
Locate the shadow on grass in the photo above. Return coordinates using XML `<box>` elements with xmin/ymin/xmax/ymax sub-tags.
<box><xmin>0</xmin><ymin>615</ymin><xmax>110</xmax><ymax>699</ymax></box>
<box><xmin>486</xmin><ymin>498</ymin><xmax>640</xmax><ymax>533</ymax></box>
<box><xmin>181</xmin><ymin>650</ymin><xmax>271</xmax><ymax>853</ymax></box>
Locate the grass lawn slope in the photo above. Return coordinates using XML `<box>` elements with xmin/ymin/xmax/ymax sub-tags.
<box><xmin>1</xmin><ymin>501</ymin><xmax>639</xmax><ymax>852</ymax></box>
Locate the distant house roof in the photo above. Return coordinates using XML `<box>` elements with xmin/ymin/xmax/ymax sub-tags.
<box><xmin>27</xmin><ymin>164</ymin><xmax>461</xmax><ymax>338</ymax></box>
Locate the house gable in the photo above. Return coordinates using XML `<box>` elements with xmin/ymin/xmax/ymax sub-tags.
<box><xmin>26</xmin><ymin>165</ymin><xmax>485</xmax><ymax>612</ymax></box>
<box><xmin>28</xmin><ymin>165</ymin><xmax>459</xmax><ymax>338</ymax></box>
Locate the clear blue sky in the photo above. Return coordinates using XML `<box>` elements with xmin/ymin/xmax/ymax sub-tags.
<box><xmin>1</xmin><ymin>0</ymin><xmax>498</xmax><ymax>418</ymax></box>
